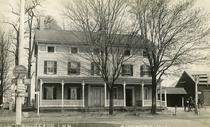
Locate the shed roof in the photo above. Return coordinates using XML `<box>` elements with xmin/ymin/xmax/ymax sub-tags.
<box><xmin>164</xmin><ymin>87</ymin><xmax>187</xmax><ymax>95</ymax></box>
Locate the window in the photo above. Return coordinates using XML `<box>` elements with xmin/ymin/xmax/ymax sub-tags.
<box><xmin>143</xmin><ymin>50</ymin><xmax>147</xmax><ymax>57</ymax></box>
<box><xmin>93</xmin><ymin>48</ymin><xmax>100</xmax><ymax>55</ymax></box>
<box><xmin>68</xmin><ymin>62</ymin><xmax>80</xmax><ymax>75</ymax></box>
<box><xmin>47</xmin><ymin>46</ymin><xmax>55</xmax><ymax>53</ymax></box>
<box><xmin>144</xmin><ymin>87</ymin><xmax>148</xmax><ymax>99</ymax></box>
<box><xmin>91</xmin><ymin>62</ymin><xmax>100</xmax><ymax>75</ymax></box>
<box><xmin>140</xmin><ymin>65</ymin><xmax>151</xmax><ymax>77</ymax></box>
<box><xmin>113</xmin><ymin>87</ymin><xmax>118</xmax><ymax>99</ymax></box>
<box><xmin>124</xmin><ymin>49</ymin><xmax>131</xmax><ymax>56</ymax></box>
<box><xmin>71</xmin><ymin>47</ymin><xmax>78</xmax><ymax>54</ymax></box>
<box><xmin>122</xmin><ymin>64</ymin><xmax>133</xmax><ymax>76</ymax></box>
<box><xmin>107</xmin><ymin>87</ymin><xmax>118</xmax><ymax>99</ymax></box>
<box><xmin>43</xmin><ymin>86</ymin><xmax>56</xmax><ymax>100</ymax></box>
<box><xmin>44</xmin><ymin>61</ymin><xmax>57</xmax><ymax>74</ymax></box>
<box><xmin>68</xmin><ymin>87</ymin><xmax>81</xmax><ymax>100</ymax></box>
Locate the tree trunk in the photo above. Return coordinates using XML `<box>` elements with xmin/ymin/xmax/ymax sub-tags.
<box><xmin>109</xmin><ymin>85</ymin><xmax>114</xmax><ymax>115</ymax></box>
<box><xmin>151</xmin><ymin>75</ymin><xmax>157</xmax><ymax>114</ymax></box>
<box><xmin>0</xmin><ymin>63</ymin><xmax>4</xmax><ymax>105</ymax></box>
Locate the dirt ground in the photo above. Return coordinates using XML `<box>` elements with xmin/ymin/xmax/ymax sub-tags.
<box><xmin>0</xmin><ymin>107</ymin><xmax>210</xmax><ymax>127</ymax></box>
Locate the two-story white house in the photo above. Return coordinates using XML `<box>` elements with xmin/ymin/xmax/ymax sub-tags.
<box><xmin>34</xmin><ymin>29</ymin><xmax>166</xmax><ymax>110</ymax></box>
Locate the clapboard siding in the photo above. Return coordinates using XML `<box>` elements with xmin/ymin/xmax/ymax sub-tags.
<box><xmin>37</xmin><ymin>44</ymin><xmax>150</xmax><ymax>78</ymax></box>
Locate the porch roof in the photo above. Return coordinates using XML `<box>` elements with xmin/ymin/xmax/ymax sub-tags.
<box><xmin>38</xmin><ymin>76</ymin><xmax>152</xmax><ymax>85</ymax></box>
<box><xmin>164</xmin><ymin>87</ymin><xmax>187</xmax><ymax>95</ymax></box>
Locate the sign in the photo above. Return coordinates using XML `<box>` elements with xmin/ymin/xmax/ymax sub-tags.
<box><xmin>24</xmin><ymin>79</ymin><xmax>31</xmax><ymax>85</ymax></box>
<box><xmin>18</xmin><ymin>92</ymin><xmax>28</xmax><ymax>97</ymax></box>
<box><xmin>13</xmin><ymin>65</ymin><xmax>27</xmax><ymax>78</ymax></box>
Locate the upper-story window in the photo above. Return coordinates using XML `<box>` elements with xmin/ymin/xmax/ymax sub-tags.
<box><xmin>68</xmin><ymin>62</ymin><xmax>80</xmax><ymax>75</ymax></box>
<box><xmin>143</xmin><ymin>50</ymin><xmax>147</xmax><ymax>57</ymax></box>
<box><xmin>68</xmin><ymin>87</ymin><xmax>81</xmax><ymax>100</ymax></box>
<box><xmin>47</xmin><ymin>46</ymin><xmax>55</xmax><ymax>53</ymax></box>
<box><xmin>70</xmin><ymin>47</ymin><xmax>79</xmax><ymax>54</ymax></box>
<box><xmin>122</xmin><ymin>64</ymin><xmax>133</xmax><ymax>76</ymax></box>
<box><xmin>44</xmin><ymin>61</ymin><xmax>57</xmax><ymax>74</ymax></box>
<box><xmin>140</xmin><ymin>65</ymin><xmax>151</xmax><ymax>77</ymax></box>
<box><xmin>93</xmin><ymin>48</ymin><xmax>100</xmax><ymax>55</ymax></box>
<box><xmin>91</xmin><ymin>62</ymin><xmax>100</xmax><ymax>75</ymax></box>
<box><xmin>124</xmin><ymin>49</ymin><xmax>131</xmax><ymax>56</ymax></box>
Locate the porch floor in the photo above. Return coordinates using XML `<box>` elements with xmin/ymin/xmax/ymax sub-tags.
<box><xmin>39</xmin><ymin>106</ymin><xmax>165</xmax><ymax>112</ymax></box>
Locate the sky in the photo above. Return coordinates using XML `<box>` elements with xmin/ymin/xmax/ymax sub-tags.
<box><xmin>0</xmin><ymin>0</ymin><xmax>210</xmax><ymax>86</ymax></box>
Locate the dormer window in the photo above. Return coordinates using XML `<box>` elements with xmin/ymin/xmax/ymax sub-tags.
<box><xmin>47</xmin><ymin>46</ymin><xmax>55</xmax><ymax>53</ymax></box>
<box><xmin>71</xmin><ymin>47</ymin><xmax>78</xmax><ymax>54</ymax></box>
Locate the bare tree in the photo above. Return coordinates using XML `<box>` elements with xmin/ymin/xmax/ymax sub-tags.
<box><xmin>0</xmin><ymin>29</ymin><xmax>12</xmax><ymax>106</ymax></box>
<box><xmin>131</xmin><ymin>0</ymin><xmax>210</xmax><ymax>114</ymax></box>
<box><xmin>64</xmin><ymin>0</ymin><xmax>138</xmax><ymax>115</ymax></box>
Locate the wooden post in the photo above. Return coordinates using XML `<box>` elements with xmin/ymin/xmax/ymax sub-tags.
<box><xmin>82</xmin><ymin>80</ymin><xmax>85</xmax><ymax>107</ymax></box>
<box><xmin>16</xmin><ymin>0</ymin><xmax>25</xmax><ymax>125</ymax></box>
<box><xmin>61</xmin><ymin>80</ymin><xmax>64</xmax><ymax>109</ymax></box>
<box><xmin>40</xmin><ymin>79</ymin><xmax>43</xmax><ymax>106</ymax></box>
<box><xmin>123</xmin><ymin>81</ymin><xmax>126</xmax><ymax>107</ymax></box>
<box><xmin>164</xmin><ymin>89</ymin><xmax>167</xmax><ymax>107</ymax></box>
<box><xmin>195</xmin><ymin>76</ymin><xmax>199</xmax><ymax>115</ymax></box>
<box><xmin>142</xmin><ymin>81</ymin><xmax>144</xmax><ymax>107</ymax></box>
<box><xmin>104</xmin><ymin>83</ymin><xmax>107</xmax><ymax>107</ymax></box>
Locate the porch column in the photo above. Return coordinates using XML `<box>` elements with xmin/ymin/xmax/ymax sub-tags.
<box><xmin>164</xmin><ymin>89</ymin><xmax>167</xmax><ymax>107</ymax></box>
<box><xmin>82</xmin><ymin>80</ymin><xmax>85</xmax><ymax>107</ymax></box>
<box><xmin>123</xmin><ymin>81</ymin><xmax>126</xmax><ymax>107</ymax></box>
<box><xmin>141</xmin><ymin>81</ymin><xmax>144</xmax><ymax>107</ymax></box>
<box><xmin>104</xmin><ymin>83</ymin><xmax>107</xmax><ymax>107</ymax></box>
<box><xmin>39</xmin><ymin>79</ymin><xmax>43</xmax><ymax>106</ymax></box>
<box><xmin>61</xmin><ymin>80</ymin><xmax>64</xmax><ymax>108</ymax></box>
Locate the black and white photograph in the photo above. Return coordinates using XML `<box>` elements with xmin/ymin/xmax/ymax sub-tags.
<box><xmin>0</xmin><ymin>0</ymin><xmax>210</xmax><ymax>127</ymax></box>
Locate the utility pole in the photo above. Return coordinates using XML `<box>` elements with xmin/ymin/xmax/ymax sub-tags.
<box><xmin>15</xmin><ymin>0</ymin><xmax>25</xmax><ymax>125</ymax></box>
<box><xmin>194</xmin><ymin>75</ymin><xmax>199</xmax><ymax>115</ymax></box>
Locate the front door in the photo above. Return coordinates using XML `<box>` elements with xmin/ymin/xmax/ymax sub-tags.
<box><xmin>126</xmin><ymin>89</ymin><xmax>133</xmax><ymax>106</ymax></box>
<box><xmin>91</xmin><ymin>87</ymin><xmax>104</xmax><ymax>107</ymax></box>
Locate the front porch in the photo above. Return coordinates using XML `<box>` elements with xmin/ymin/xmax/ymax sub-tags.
<box><xmin>38</xmin><ymin>78</ymin><xmax>167</xmax><ymax>109</ymax></box>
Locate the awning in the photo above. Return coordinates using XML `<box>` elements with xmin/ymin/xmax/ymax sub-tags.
<box><xmin>158</xmin><ymin>87</ymin><xmax>187</xmax><ymax>95</ymax></box>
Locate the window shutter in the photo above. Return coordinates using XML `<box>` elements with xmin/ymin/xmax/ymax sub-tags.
<box><xmin>78</xmin><ymin>62</ymin><xmax>80</xmax><ymax>75</ymax></box>
<box><xmin>68</xmin><ymin>88</ymin><xmax>71</xmax><ymax>99</ymax></box>
<box><xmin>140</xmin><ymin>65</ymin><xmax>143</xmax><ymax>77</ymax></box>
<box><xmin>91</xmin><ymin>62</ymin><xmax>94</xmax><ymax>75</ymax></box>
<box><xmin>121</xmin><ymin>65</ymin><xmax>125</xmax><ymax>76</ymax></box>
<box><xmin>77</xmin><ymin>88</ymin><xmax>81</xmax><ymax>99</ymax></box>
<box><xmin>54</xmin><ymin>62</ymin><xmax>57</xmax><ymax>74</ymax></box>
<box><xmin>43</xmin><ymin>87</ymin><xmax>46</xmax><ymax>99</ymax></box>
<box><xmin>44</xmin><ymin>61</ymin><xmax>47</xmax><ymax>74</ymax></box>
<box><xmin>68</xmin><ymin>62</ymin><xmax>71</xmax><ymax>75</ymax></box>
<box><xmin>130</xmin><ymin>65</ymin><xmax>133</xmax><ymax>76</ymax></box>
<box><xmin>53</xmin><ymin>87</ymin><xmax>56</xmax><ymax>99</ymax></box>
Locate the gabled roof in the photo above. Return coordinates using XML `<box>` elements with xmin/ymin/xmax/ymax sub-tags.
<box><xmin>34</xmin><ymin>29</ymin><xmax>143</xmax><ymax>47</ymax></box>
<box><xmin>176</xmin><ymin>71</ymin><xmax>210</xmax><ymax>86</ymax></box>
<box><xmin>34</xmin><ymin>30</ymin><xmax>86</xmax><ymax>45</ymax></box>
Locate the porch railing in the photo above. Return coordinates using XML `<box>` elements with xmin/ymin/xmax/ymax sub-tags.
<box><xmin>144</xmin><ymin>100</ymin><xmax>167</xmax><ymax>107</ymax></box>
<box><xmin>40</xmin><ymin>99</ymin><xmax>83</xmax><ymax>107</ymax></box>
<box><xmin>106</xmin><ymin>99</ymin><xmax>124</xmax><ymax>106</ymax></box>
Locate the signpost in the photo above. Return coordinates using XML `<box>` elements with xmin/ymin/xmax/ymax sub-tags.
<box><xmin>13</xmin><ymin>65</ymin><xmax>27</xmax><ymax>125</ymax></box>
